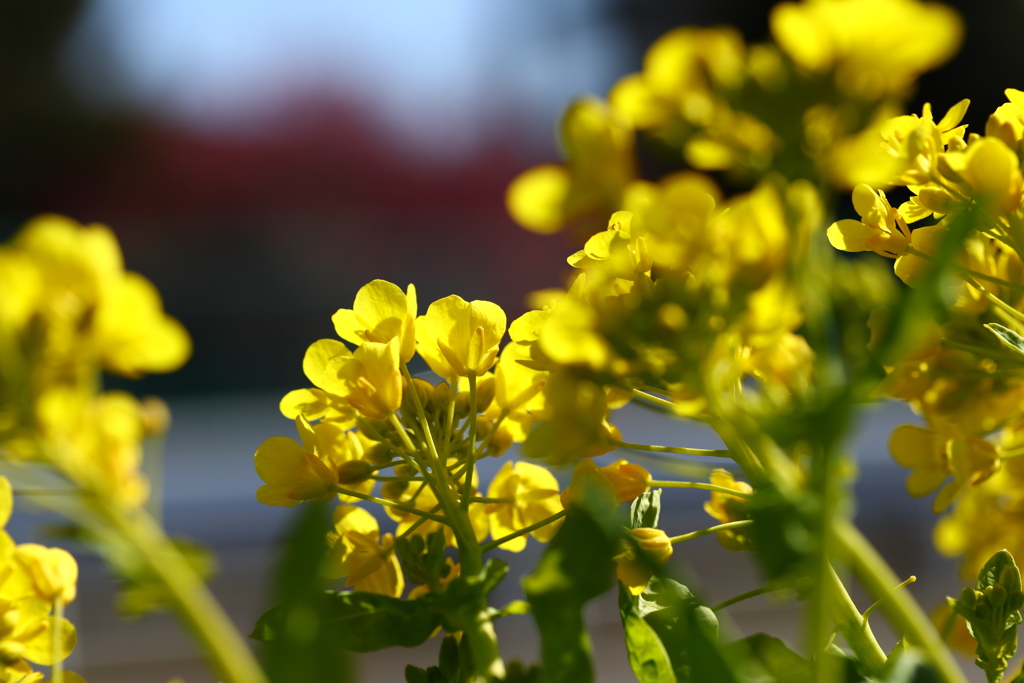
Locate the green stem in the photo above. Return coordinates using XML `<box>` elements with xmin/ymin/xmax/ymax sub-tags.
<box><xmin>648</xmin><ymin>480</ymin><xmax>753</xmax><ymax>498</ymax></box>
<box><xmin>712</xmin><ymin>585</ymin><xmax>785</xmax><ymax>612</ymax></box>
<box><xmin>470</xmin><ymin>496</ymin><xmax>514</xmax><ymax>504</ymax></box>
<box><xmin>480</xmin><ymin>509</ymin><xmax>568</xmax><ymax>553</ymax></box>
<box><xmin>330</xmin><ymin>485</ymin><xmax>450</xmax><ymax>524</ymax></box>
<box><xmin>835</xmin><ymin>520</ymin><xmax>967</xmax><ymax>683</ymax></box>
<box><xmin>614</xmin><ymin>440</ymin><xmax>732</xmax><ymax>458</ymax></box>
<box><xmin>101</xmin><ymin>503</ymin><xmax>267</xmax><ymax>683</ymax></box>
<box><xmin>398</xmin><ymin>504</ymin><xmax>444</xmax><ymax>540</ymax></box>
<box><xmin>668</xmin><ymin>519</ymin><xmax>752</xmax><ymax>544</ymax></box>
<box><xmin>823</xmin><ymin>564</ymin><xmax>888</xmax><ymax>676</ymax></box>
<box><xmin>906</xmin><ymin>246</ymin><xmax>1024</xmax><ymax>293</ymax></box>
<box><xmin>52</xmin><ymin>595</ymin><xmax>64</xmax><ymax>683</ymax></box>
<box><xmin>629</xmin><ymin>388</ymin><xmax>677</xmax><ymax>411</ymax></box>
<box><xmin>862</xmin><ymin>576</ymin><xmax>916</xmax><ymax>623</ymax></box>
<box><xmin>463</xmin><ymin>372</ymin><xmax>477</xmax><ymax>511</ymax></box>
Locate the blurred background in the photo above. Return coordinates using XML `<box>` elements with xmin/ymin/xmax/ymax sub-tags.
<box><xmin>3</xmin><ymin>0</ymin><xmax>1024</xmax><ymax>680</ymax></box>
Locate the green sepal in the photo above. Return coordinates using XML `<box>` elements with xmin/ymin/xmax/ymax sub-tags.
<box><xmin>629</xmin><ymin>489</ymin><xmax>662</xmax><ymax>530</ymax></box>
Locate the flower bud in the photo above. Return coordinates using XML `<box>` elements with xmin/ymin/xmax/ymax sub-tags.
<box><xmin>337</xmin><ymin>460</ymin><xmax>374</xmax><ymax>485</ymax></box>
<box><xmin>475</xmin><ymin>416</ymin><xmax>493</xmax><ymax>442</ymax></box>
<box><xmin>1000</xmin><ymin>564</ymin><xmax>1022</xmax><ymax>596</ymax></box>
<box><xmin>140</xmin><ymin>396</ymin><xmax>172</xmax><ymax>436</ymax></box>
<box><xmin>475</xmin><ymin>376</ymin><xmax>496</xmax><ymax>412</ymax></box>
<box><xmin>394</xmin><ymin>463</ymin><xmax>418</xmax><ymax>479</ymax></box>
<box><xmin>430</xmin><ymin>381</ymin><xmax>452</xmax><ymax>412</ymax></box>
<box><xmin>366</xmin><ymin>443</ymin><xmax>396</xmax><ymax>467</ymax></box>
<box><xmin>0</xmin><ymin>641</ymin><xmax>25</xmax><ymax>666</ymax></box>
<box><xmin>454</xmin><ymin>392</ymin><xmax>471</xmax><ymax>419</ymax></box>
<box><xmin>629</xmin><ymin>527</ymin><xmax>674</xmax><ymax>567</ymax></box>
<box><xmin>485</xmin><ymin>423</ymin><xmax>514</xmax><ymax>458</ymax></box>
<box><xmin>602</xmin><ymin>460</ymin><xmax>650</xmax><ymax>503</ymax></box>
<box><xmin>381</xmin><ymin>480</ymin><xmax>409</xmax><ymax>501</ymax></box>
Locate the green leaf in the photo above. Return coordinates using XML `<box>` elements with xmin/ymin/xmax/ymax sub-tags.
<box><xmin>629</xmin><ymin>489</ymin><xmax>662</xmax><ymax>530</ymax></box>
<box><xmin>439</xmin><ymin>634</ymin><xmax>460</xmax><ymax>682</ymax></box>
<box><xmin>722</xmin><ymin>633</ymin><xmax>810</xmax><ymax>683</ymax></box>
<box><xmin>986</xmin><ymin>323</ymin><xmax>1024</xmax><ymax>358</ymax></box>
<box><xmin>978</xmin><ymin>549</ymin><xmax>1017</xmax><ymax>592</ymax></box>
<box><xmin>259</xmin><ymin>503</ymin><xmax>352</xmax><ymax>682</ymax></box>
<box><xmin>252</xmin><ymin>590</ymin><xmax>443</xmax><ymax>653</ymax></box>
<box><xmin>880</xmin><ymin>651</ymin><xmax>941</xmax><ymax>683</ymax></box>
<box><xmin>619</xmin><ymin>585</ymin><xmax>676</xmax><ymax>683</ymax></box>
<box><xmin>405</xmin><ymin>665</ymin><xmax>430</xmax><ymax>683</ymax></box>
<box><xmin>523</xmin><ymin>504</ymin><xmax>616</xmax><ymax>683</ymax></box>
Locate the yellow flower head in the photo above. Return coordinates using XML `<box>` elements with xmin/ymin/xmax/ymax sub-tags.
<box><xmin>331</xmin><ymin>338</ymin><xmax>404</xmax><ymax>421</ymax></box>
<box><xmin>770</xmin><ymin>0</ymin><xmax>961</xmax><ymax>98</ymax></box>
<box><xmin>560</xmin><ymin>459</ymin><xmax>650</xmax><ymax>508</ymax></box>
<box><xmin>326</xmin><ymin>506</ymin><xmax>404</xmax><ymax>598</ymax></box>
<box><xmin>332</xmin><ymin>280</ymin><xmax>418</xmax><ymax>362</ymax></box>
<box><xmin>506</xmin><ymin>98</ymin><xmax>635</xmax><ymax>235</ymax></box>
<box><xmin>12</xmin><ymin>545</ymin><xmax>78</xmax><ymax>605</ymax></box>
<box><xmin>615</xmin><ymin>528</ymin><xmax>673</xmax><ymax>596</ymax></box>
<box><xmin>486</xmin><ymin>461</ymin><xmax>562</xmax><ymax>552</ymax></box>
<box><xmin>942</xmin><ymin>136</ymin><xmax>1024</xmax><ymax>216</ymax></box>
<box><xmin>827</xmin><ymin>184</ymin><xmax>910</xmax><ymax>258</ymax></box>
<box><xmin>881</xmin><ymin>100</ymin><xmax>969</xmax><ymax>186</ymax></box>
<box><xmin>889</xmin><ymin>424</ymin><xmax>999</xmax><ymax>513</ymax></box>
<box><xmin>704</xmin><ymin>469</ymin><xmax>754</xmax><ymax>551</ymax></box>
<box><xmin>417</xmin><ymin>295</ymin><xmax>506</xmax><ymax>378</ymax></box>
<box><xmin>254</xmin><ymin>417</ymin><xmax>338</xmax><ymax>506</ymax></box>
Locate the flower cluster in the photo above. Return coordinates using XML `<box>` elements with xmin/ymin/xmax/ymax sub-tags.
<box><xmin>255</xmin><ymin>279</ymin><xmax>662</xmax><ymax>597</ymax></box>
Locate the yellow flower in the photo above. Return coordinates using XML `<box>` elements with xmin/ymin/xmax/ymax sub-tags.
<box><xmin>505</xmin><ymin>99</ymin><xmax>635</xmax><ymax>235</ymax></box>
<box><xmin>827</xmin><ymin>184</ymin><xmax>910</xmax><ymax>258</ymax></box>
<box><xmin>770</xmin><ymin>0</ymin><xmax>961</xmax><ymax>98</ymax></box>
<box><xmin>254</xmin><ymin>417</ymin><xmax>338</xmax><ymax>506</ymax></box>
<box><xmin>488</xmin><ymin>341</ymin><xmax>546</xmax><ymax>442</ymax></box>
<box><xmin>325</xmin><ymin>506</ymin><xmax>404</xmax><ymax>598</ymax></box>
<box><xmin>486</xmin><ymin>461</ymin><xmax>562</xmax><ymax>552</ymax></box>
<box><xmin>942</xmin><ymin>136</ymin><xmax>1024</xmax><ymax>215</ymax></box>
<box><xmin>93</xmin><ymin>272</ymin><xmax>191</xmax><ymax>377</ymax></box>
<box><xmin>615</xmin><ymin>528</ymin><xmax>673</xmax><ymax>596</ymax></box>
<box><xmin>331</xmin><ymin>280</ymin><xmax>418</xmax><ymax>362</ymax></box>
<box><xmin>881</xmin><ymin>100</ymin><xmax>969</xmax><ymax>186</ymax></box>
<box><xmin>889</xmin><ymin>424</ymin><xmax>999</xmax><ymax>513</ymax></box>
<box><xmin>12</xmin><ymin>546</ymin><xmax>77</xmax><ymax>605</ymax></box>
<box><xmin>560</xmin><ymin>459</ymin><xmax>650</xmax><ymax>508</ymax></box>
<box><xmin>0</xmin><ymin>248</ymin><xmax>42</xmax><ymax>331</ymax></box>
<box><xmin>522</xmin><ymin>373</ymin><xmax>622</xmax><ymax>465</ymax></box>
<box><xmin>704</xmin><ymin>470</ymin><xmax>754</xmax><ymax>551</ymax></box>
<box><xmin>331</xmin><ymin>338</ymin><xmax>404</xmax><ymax>421</ymax></box>
<box><xmin>417</xmin><ymin>295</ymin><xmax>506</xmax><ymax>378</ymax></box>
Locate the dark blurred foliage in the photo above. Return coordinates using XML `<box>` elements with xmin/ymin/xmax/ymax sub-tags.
<box><xmin>4</xmin><ymin>0</ymin><xmax>1024</xmax><ymax>397</ymax></box>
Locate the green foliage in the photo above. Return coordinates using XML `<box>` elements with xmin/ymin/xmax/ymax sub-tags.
<box><xmin>949</xmin><ymin>549</ymin><xmax>1024</xmax><ymax>682</ymax></box>
<box><xmin>523</xmin><ymin>492</ymin><xmax>617</xmax><ymax>683</ymax></box>
<box><xmin>629</xmin><ymin>489</ymin><xmax>662</xmax><ymax>530</ymax></box>
<box><xmin>253</xmin><ymin>558</ymin><xmax>511</xmax><ymax>655</ymax></box>
<box><xmin>395</xmin><ymin>530</ymin><xmax>452</xmax><ymax>589</ymax></box>
<box><xmin>260</xmin><ymin>503</ymin><xmax>351</xmax><ymax>683</ymax></box>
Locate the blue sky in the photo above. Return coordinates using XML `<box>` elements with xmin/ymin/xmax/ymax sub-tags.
<box><xmin>63</xmin><ymin>0</ymin><xmax>627</xmax><ymax>157</ymax></box>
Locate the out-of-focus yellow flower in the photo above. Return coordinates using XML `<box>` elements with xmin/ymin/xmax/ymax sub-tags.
<box><xmin>942</xmin><ymin>137</ymin><xmax>1024</xmax><ymax>215</ymax></box>
<box><xmin>325</xmin><ymin>506</ymin><xmax>404</xmax><ymax>598</ymax></box>
<box><xmin>893</xmin><ymin>222</ymin><xmax>947</xmax><ymax>287</ymax></box>
<box><xmin>93</xmin><ymin>272</ymin><xmax>191</xmax><ymax>377</ymax></box>
<box><xmin>331</xmin><ymin>280</ymin><xmax>418</xmax><ymax>363</ymax></box>
<box><xmin>615</xmin><ymin>528</ymin><xmax>673</xmax><ymax>596</ymax></box>
<box><xmin>522</xmin><ymin>373</ymin><xmax>621</xmax><ymax>465</ymax></box>
<box><xmin>254</xmin><ymin>417</ymin><xmax>338</xmax><ymax>506</ymax></box>
<box><xmin>827</xmin><ymin>184</ymin><xmax>910</xmax><ymax>258</ymax></box>
<box><xmin>986</xmin><ymin>89</ymin><xmax>1024</xmax><ymax>148</ymax></box>
<box><xmin>506</xmin><ymin>99</ymin><xmax>635</xmax><ymax>235</ymax></box>
<box><xmin>560</xmin><ymin>459</ymin><xmax>650</xmax><ymax>508</ymax></box>
<box><xmin>933</xmin><ymin>476</ymin><xmax>1024</xmax><ymax>581</ymax></box>
<box><xmin>770</xmin><ymin>0</ymin><xmax>961</xmax><ymax>98</ymax></box>
<box><xmin>889</xmin><ymin>424</ymin><xmax>999</xmax><ymax>513</ymax></box>
<box><xmin>486</xmin><ymin>462</ymin><xmax>561</xmax><ymax>552</ymax></box>
<box><xmin>0</xmin><ymin>248</ymin><xmax>42</xmax><ymax>331</ymax></box>
<box><xmin>13</xmin><ymin>545</ymin><xmax>77</xmax><ymax>605</ymax></box>
<box><xmin>704</xmin><ymin>469</ymin><xmax>754</xmax><ymax>551</ymax></box>
<box><xmin>488</xmin><ymin>341</ymin><xmax>546</xmax><ymax>442</ymax></box>
<box><xmin>417</xmin><ymin>296</ymin><xmax>506</xmax><ymax>378</ymax></box>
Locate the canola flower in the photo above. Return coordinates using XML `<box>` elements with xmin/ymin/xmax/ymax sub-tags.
<box><xmin>9</xmin><ymin>0</ymin><xmax>1024</xmax><ymax>681</ymax></box>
